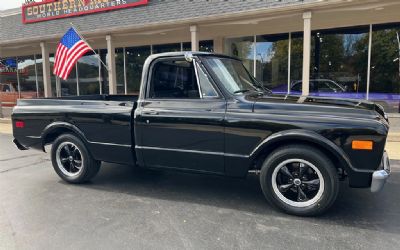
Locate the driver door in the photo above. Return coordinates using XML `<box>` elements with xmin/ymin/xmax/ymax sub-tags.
<box><xmin>135</xmin><ymin>56</ymin><xmax>226</xmax><ymax>174</ymax></box>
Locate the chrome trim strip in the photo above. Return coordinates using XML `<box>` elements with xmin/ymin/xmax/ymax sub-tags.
<box><xmin>88</xmin><ymin>141</ymin><xmax>132</xmax><ymax>148</ymax></box>
<box><xmin>136</xmin><ymin>145</ymin><xmax>248</xmax><ymax>158</ymax></box>
<box><xmin>26</xmin><ymin>134</ymin><xmax>131</xmax><ymax>148</ymax></box>
<box><xmin>27</xmin><ymin>136</ymin><xmax>42</xmax><ymax>139</ymax></box>
<box><xmin>192</xmin><ymin>58</ymin><xmax>203</xmax><ymax>99</ymax></box>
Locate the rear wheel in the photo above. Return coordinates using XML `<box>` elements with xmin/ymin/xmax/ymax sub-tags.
<box><xmin>260</xmin><ymin>144</ymin><xmax>339</xmax><ymax>216</ymax></box>
<box><xmin>51</xmin><ymin>134</ymin><xmax>101</xmax><ymax>184</ymax></box>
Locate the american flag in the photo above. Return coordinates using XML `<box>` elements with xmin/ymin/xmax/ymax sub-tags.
<box><xmin>53</xmin><ymin>27</ymin><xmax>91</xmax><ymax>80</ymax></box>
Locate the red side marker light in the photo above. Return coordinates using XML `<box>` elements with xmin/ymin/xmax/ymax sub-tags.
<box><xmin>15</xmin><ymin>121</ymin><xmax>25</xmax><ymax>128</ymax></box>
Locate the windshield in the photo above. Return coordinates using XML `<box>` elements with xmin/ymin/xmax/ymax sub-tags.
<box><xmin>203</xmin><ymin>57</ymin><xmax>260</xmax><ymax>94</ymax></box>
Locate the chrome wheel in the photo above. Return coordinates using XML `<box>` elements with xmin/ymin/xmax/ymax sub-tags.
<box><xmin>56</xmin><ymin>142</ymin><xmax>84</xmax><ymax>177</ymax></box>
<box><xmin>271</xmin><ymin>159</ymin><xmax>324</xmax><ymax>208</ymax></box>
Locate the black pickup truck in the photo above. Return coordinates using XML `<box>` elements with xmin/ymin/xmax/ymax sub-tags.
<box><xmin>12</xmin><ymin>52</ymin><xmax>391</xmax><ymax>216</ymax></box>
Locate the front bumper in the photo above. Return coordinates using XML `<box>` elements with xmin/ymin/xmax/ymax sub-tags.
<box><xmin>371</xmin><ymin>151</ymin><xmax>391</xmax><ymax>193</ymax></box>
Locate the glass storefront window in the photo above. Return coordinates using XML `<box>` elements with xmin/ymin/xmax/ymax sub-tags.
<box><xmin>60</xmin><ymin>65</ymin><xmax>78</xmax><ymax>96</ymax></box>
<box><xmin>182</xmin><ymin>40</ymin><xmax>214</xmax><ymax>52</ymax></box>
<box><xmin>2</xmin><ymin>24</ymin><xmax>398</xmax><ymax>114</ymax></box>
<box><xmin>49</xmin><ymin>54</ymin><xmax>58</xmax><ymax>96</ymax></box>
<box><xmin>35</xmin><ymin>55</ymin><xmax>45</xmax><ymax>97</ymax></box>
<box><xmin>309</xmin><ymin>27</ymin><xmax>369</xmax><ymax>99</ymax></box>
<box><xmin>225</xmin><ymin>36</ymin><xmax>255</xmax><ymax>76</ymax></box>
<box><xmin>290</xmin><ymin>33</ymin><xmax>304</xmax><ymax>92</ymax></box>
<box><xmin>371</xmin><ymin>24</ymin><xmax>400</xmax><ymax>113</ymax></box>
<box><xmin>99</xmin><ymin>49</ymin><xmax>109</xmax><ymax>94</ymax></box>
<box><xmin>255</xmin><ymin>34</ymin><xmax>289</xmax><ymax>91</ymax></box>
<box><xmin>153</xmin><ymin>43</ymin><xmax>181</xmax><ymax>54</ymax></box>
<box><xmin>115</xmin><ymin>48</ymin><xmax>125</xmax><ymax>94</ymax></box>
<box><xmin>199</xmin><ymin>40</ymin><xmax>214</xmax><ymax>52</ymax></box>
<box><xmin>77</xmin><ymin>51</ymin><xmax>101</xmax><ymax>95</ymax></box>
<box><xmin>0</xmin><ymin>58</ymin><xmax>20</xmax><ymax>106</ymax></box>
<box><xmin>17</xmin><ymin>56</ymin><xmax>38</xmax><ymax>99</ymax></box>
<box><xmin>126</xmin><ymin>46</ymin><xmax>151</xmax><ymax>94</ymax></box>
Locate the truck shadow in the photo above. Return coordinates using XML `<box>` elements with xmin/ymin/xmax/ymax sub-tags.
<box><xmin>79</xmin><ymin>161</ymin><xmax>400</xmax><ymax>235</ymax></box>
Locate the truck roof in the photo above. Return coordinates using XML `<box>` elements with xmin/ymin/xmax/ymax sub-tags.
<box><xmin>146</xmin><ymin>51</ymin><xmax>238</xmax><ymax>61</ymax></box>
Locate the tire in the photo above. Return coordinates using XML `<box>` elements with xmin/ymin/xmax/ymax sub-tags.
<box><xmin>260</xmin><ymin>144</ymin><xmax>339</xmax><ymax>216</ymax></box>
<box><xmin>51</xmin><ymin>134</ymin><xmax>101</xmax><ymax>184</ymax></box>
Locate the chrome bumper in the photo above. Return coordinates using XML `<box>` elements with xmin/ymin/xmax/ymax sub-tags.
<box><xmin>371</xmin><ymin>151</ymin><xmax>391</xmax><ymax>193</ymax></box>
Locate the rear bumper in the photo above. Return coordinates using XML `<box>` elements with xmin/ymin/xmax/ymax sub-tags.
<box><xmin>371</xmin><ymin>151</ymin><xmax>391</xmax><ymax>193</ymax></box>
<box><xmin>13</xmin><ymin>138</ymin><xmax>28</xmax><ymax>150</ymax></box>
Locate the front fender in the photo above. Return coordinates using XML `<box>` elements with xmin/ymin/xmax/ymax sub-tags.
<box><xmin>249</xmin><ymin>129</ymin><xmax>364</xmax><ymax>174</ymax></box>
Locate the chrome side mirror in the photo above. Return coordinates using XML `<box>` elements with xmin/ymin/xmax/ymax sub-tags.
<box><xmin>185</xmin><ymin>52</ymin><xmax>193</xmax><ymax>62</ymax></box>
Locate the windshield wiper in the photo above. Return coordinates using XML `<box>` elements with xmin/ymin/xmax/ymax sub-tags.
<box><xmin>233</xmin><ymin>89</ymin><xmax>251</xmax><ymax>94</ymax></box>
<box><xmin>252</xmin><ymin>78</ymin><xmax>272</xmax><ymax>94</ymax></box>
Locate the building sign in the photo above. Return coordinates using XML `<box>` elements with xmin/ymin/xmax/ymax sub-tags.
<box><xmin>22</xmin><ymin>0</ymin><xmax>148</xmax><ymax>24</ymax></box>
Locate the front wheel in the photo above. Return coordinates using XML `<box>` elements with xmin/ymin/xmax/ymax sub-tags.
<box><xmin>260</xmin><ymin>144</ymin><xmax>339</xmax><ymax>216</ymax></box>
<box><xmin>51</xmin><ymin>134</ymin><xmax>101</xmax><ymax>184</ymax></box>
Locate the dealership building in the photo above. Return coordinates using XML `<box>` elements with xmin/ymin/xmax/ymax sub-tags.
<box><xmin>1</xmin><ymin>0</ymin><xmax>400</xmax><ymax>113</ymax></box>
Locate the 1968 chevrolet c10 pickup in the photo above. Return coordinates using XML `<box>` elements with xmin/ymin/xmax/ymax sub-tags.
<box><xmin>12</xmin><ymin>52</ymin><xmax>391</xmax><ymax>216</ymax></box>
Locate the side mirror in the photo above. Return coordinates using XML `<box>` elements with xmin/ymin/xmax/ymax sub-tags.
<box><xmin>185</xmin><ymin>52</ymin><xmax>193</xmax><ymax>62</ymax></box>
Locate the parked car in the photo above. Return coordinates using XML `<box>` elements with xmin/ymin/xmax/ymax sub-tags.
<box><xmin>12</xmin><ymin>52</ymin><xmax>390</xmax><ymax>216</ymax></box>
<box><xmin>272</xmin><ymin>79</ymin><xmax>400</xmax><ymax>113</ymax></box>
<box><xmin>0</xmin><ymin>83</ymin><xmax>37</xmax><ymax>107</ymax></box>
<box><xmin>294</xmin><ymin>79</ymin><xmax>347</xmax><ymax>93</ymax></box>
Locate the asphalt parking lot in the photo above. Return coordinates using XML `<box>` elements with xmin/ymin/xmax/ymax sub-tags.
<box><xmin>1</xmin><ymin>133</ymin><xmax>399</xmax><ymax>250</ymax></box>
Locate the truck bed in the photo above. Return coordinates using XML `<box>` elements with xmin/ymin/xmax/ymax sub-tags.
<box><xmin>12</xmin><ymin>95</ymin><xmax>138</xmax><ymax>165</ymax></box>
<box><xmin>16</xmin><ymin>94</ymin><xmax>138</xmax><ymax>106</ymax></box>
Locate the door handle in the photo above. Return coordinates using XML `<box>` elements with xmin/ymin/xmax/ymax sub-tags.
<box><xmin>143</xmin><ymin>110</ymin><xmax>159</xmax><ymax>115</ymax></box>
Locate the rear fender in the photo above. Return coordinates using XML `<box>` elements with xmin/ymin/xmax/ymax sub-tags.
<box><xmin>40</xmin><ymin>122</ymin><xmax>89</xmax><ymax>152</ymax></box>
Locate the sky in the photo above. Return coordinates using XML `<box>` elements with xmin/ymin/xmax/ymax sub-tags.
<box><xmin>0</xmin><ymin>0</ymin><xmax>25</xmax><ymax>10</ymax></box>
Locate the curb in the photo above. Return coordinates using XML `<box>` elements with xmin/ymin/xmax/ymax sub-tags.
<box><xmin>0</xmin><ymin>118</ymin><xmax>12</xmax><ymax>124</ymax></box>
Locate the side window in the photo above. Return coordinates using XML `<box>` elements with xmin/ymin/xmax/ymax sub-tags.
<box><xmin>310</xmin><ymin>81</ymin><xmax>317</xmax><ymax>92</ymax></box>
<box><xmin>195</xmin><ymin>62</ymin><xmax>218</xmax><ymax>98</ymax></box>
<box><xmin>317</xmin><ymin>81</ymin><xmax>333</xmax><ymax>92</ymax></box>
<box><xmin>291</xmin><ymin>82</ymin><xmax>302</xmax><ymax>92</ymax></box>
<box><xmin>149</xmin><ymin>59</ymin><xmax>200</xmax><ymax>99</ymax></box>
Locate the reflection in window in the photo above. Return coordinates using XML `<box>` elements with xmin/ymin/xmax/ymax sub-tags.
<box><xmin>310</xmin><ymin>27</ymin><xmax>369</xmax><ymax>98</ymax></box>
<box><xmin>35</xmin><ymin>55</ymin><xmax>44</xmax><ymax>97</ymax></box>
<box><xmin>77</xmin><ymin>51</ymin><xmax>100</xmax><ymax>95</ymax></box>
<box><xmin>60</xmin><ymin>64</ymin><xmax>77</xmax><ymax>96</ymax></box>
<box><xmin>116</xmin><ymin>48</ymin><xmax>125</xmax><ymax>94</ymax></box>
<box><xmin>290</xmin><ymin>33</ymin><xmax>304</xmax><ymax>91</ymax></box>
<box><xmin>49</xmin><ymin>54</ymin><xmax>58</xmax><ymax>96</ymax></box>
<box><xmin>153</xmin><ymin>43</ymin><xmax>181</xmax><ymax>54</ymax></box>
<box><xmin>182</xmin><ymin>40</ymin><xmax>214</xmax><ymax>52</ymax></box>
<box><xmin>225</xmin><ymin>36</ymin><xmax>254</xmax><ymax>76</ymax></box>
<box><xmin>204</xmin><ymin>57</ymin><xmax>258</xmax><ymax>94</ymax></box>
<box><xmin>371</xmin><ymin>24</ymin><xmax>400</xmax><ymax>113</ymax></box>
<box><xmin>0</xmin><ymin>58</ymin><xmax>19</xmax><ymax>104</ymax></box>
<box><xmin>255</xmin><ymin>34</ymin><xmax>289</xmax><ymax>90</ymax></box>
<box><xmin>126</xmin><ymin>46</ymin><xmax>151</xmax><ymax>94</ymax></box>
<box><xmin>195</xmin><ymin>61</ymin><xmax>218</xmax><ymax>97</ymax></box>
<box><xmin>17</xmin><ymin>56</ymin><xmax>38</xmax><ymax>98</ymax></box>
<box><xmin>99</xmin><ymin>49</ymin><xmax>109</xmax><ymax>94</ymax></box>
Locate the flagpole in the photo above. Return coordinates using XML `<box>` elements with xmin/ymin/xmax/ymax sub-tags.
<box><xmin>70</xmin><ymin>22</ymin><xmax>109</xmax><ymax>71</ymax></box>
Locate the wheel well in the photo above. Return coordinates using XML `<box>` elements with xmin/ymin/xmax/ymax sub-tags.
<box><xmin>42</xmin><ymin>127</ymin><xmax>83</xmax><ymax>151</ymax></box>
<box><xmin>252</xmin><ymin>139</ymin><xmax>345</xmax><ymax>173</ymax></box>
